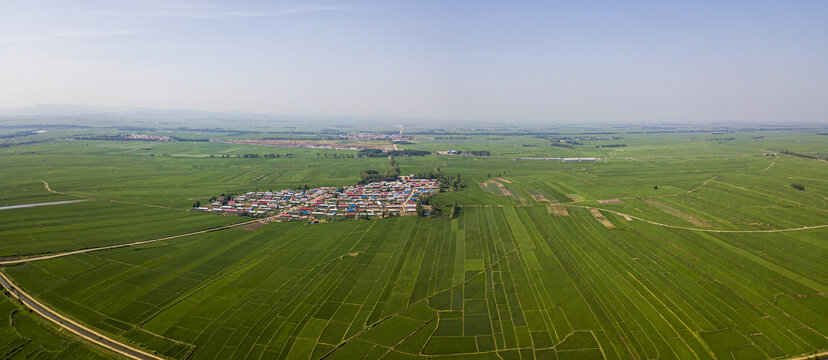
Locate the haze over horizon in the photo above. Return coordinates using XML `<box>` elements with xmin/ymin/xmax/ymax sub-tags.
<box><xmin>1</xmin><ymin>1</ymin><xmax>826</xmax><ymax>124</ymax></box>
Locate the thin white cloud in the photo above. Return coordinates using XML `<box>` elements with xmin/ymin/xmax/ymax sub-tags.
<box><xmin>225</xmin><ymin>11</ymin><xmax>279</xmax><ymax>17</ymax></box>
<box><xmin>149</xmin><ymin>6</ymin><xmax>351</xmax><ymax>18</ymax></box>
<box><xmin>0</xmin><ymin>29</ymin><xmax>144</xmax><ymax>43</ymax></box>
<box><xmin>279</xmin><ymin>6</ymin><xmax>352</xmax><ymax>15</ymax></box>
<box><xmin>146</xmin><ymin>9</ymin><xmax>277</xmax><ymax>19</ymax></box>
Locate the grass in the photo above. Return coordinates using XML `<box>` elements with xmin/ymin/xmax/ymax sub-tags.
<box><xmin>0</xmin><ymin>293</ymin><xmax>112</xmax><ymax>359</ymax></box>
<box><xmin>4</xmin><ymin>204</ymin><xmax>826</xmax><ymax>359</ymax></box>
<box><xmin>0</xmin><ymin>130</ymin><xmax>826</xmax><ymax>359</ymax></box>
<box><xmin>0</xmin><ymin>200</ymin><xmax>244</xmax><ymax>257</ymax></box>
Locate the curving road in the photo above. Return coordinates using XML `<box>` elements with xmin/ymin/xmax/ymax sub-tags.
<box><xmin>0</xmin><ymin>272</ymin><xmax>163</xmax><ymax>360</ymax></box>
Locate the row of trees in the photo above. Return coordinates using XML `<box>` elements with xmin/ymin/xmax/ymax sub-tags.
<box><xmin>358</xmin><ymin>157</ymin><xmax>401</xmax><ymax>184</ymax></box>
<box><xmin>210</xmin><ymin>153</ymin><xmax>292</xmax><ymax>158</ymax></box>
<box><xmin>411</xmin><ymin>169</ymin><xmax>465</xmax><ymax>191</ymax></box>
<box><xmin>415</xmin><ymin>195</ymin><xmax>460</xmax><ymax>218</ymax></box>
<box><xmin>782</xmin><ymin>150</ymin><xmax>820</xmax><ymax>160</ymax></box>
<box><xmin>357</xmin><ymin>149</ymin><xmax>431</xmax><ymax>158</ymax></box>
<box><xmin>449</xmin><ymin>150</ymin><xmax>491</xmax><ymax>156</ymax></box>
<box><xmin>595</xmin><ymin>144</ymin><xmax>627</xmax><ymax>148</ymax></box>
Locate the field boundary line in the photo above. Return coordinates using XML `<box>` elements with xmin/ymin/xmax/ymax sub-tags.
<box><xmin>321</xmin><ymin>246</ymin><xmax>521</xmax><ymax>359</ymax></box>
<box><xmin>687</xmin><ymin>176</ymin><xmax>717</xmax><ymax>194</ymax></box>
<box><xmin>556</xmin><ymin>213</ymin><xmax>647</xmax><ymax>357</ymax></box>
<box><xmin>783</xmin><ymin>350</ymin><xmax>828</xmax><ymax>360</ymax></box>
<box><xmin>138</xmin><ymin>223</ymin><xmax>306</xmax><ymax>328</ymax></box>
<box><xmin>568</xmin><ymin>216</ymin><xmax>675</xmax><ymax>358</ymax></box>
<box><xmin>0</xmin><ymin>217</ymin><xmax>265</xmax><ymax>265</ymax></box>
<box><xmin>256</xmin><ymin>221</ymin><xmax>386</xmax><ymax>358</ymax></box>
<box><xmin>626</xmin><ymin>270</ymin><xmax>716</xmax><ymax>359</ymax></box>
<box><xmin>711</xmin><ymin>180</ymin><xmax>828</xmax><ymax>213</ymax></box>
<box><xmin>236</xmin><ymin>224</ymin><xmax>373</xmax><ymax>358</ymax></box>
<box><xmin>41</xmin><ymin>179</ymin><xmax>183</xmax><ymax>211</ymax></box>
<box><xmin>0</xmin><ymin>271</ymin><xmax>165</xmax><ymax>360</ymax></box>
<box><xmin>560</xmin><ymin>204</ymin><xmax>828</xmax><ymax>233</ymax></box>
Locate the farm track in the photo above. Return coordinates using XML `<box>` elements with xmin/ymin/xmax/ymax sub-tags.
<box><xmin>3</xmin><ymin>202</ymin><xmax>825</xmax><ymax>359</ymax></box>
<box><xmin>563</xmin><ymin>204</ymin><xmax>828</xmax><ymax>233</ymax></box>
<box><xmin>322</xmin><ymin>246</ymin><xmax>522</xmax><ymax>359</ymax></box>
<box><xmin>711</xmin><ymin>180</ymin><xmax>828</xmax><ymax>213</ymax></box>
<box><xmin>11</xmin><ymin>176</ymin><xmax>826</xmax><ymax>358</ymax></box>
<box><xmin>41</xmin><ymin>180</ymin><xmax>182</xmax><ymax>211</ymax></box>
<box><xmin>482</xmin><ymin>153</ymin><xmax>769</xmax><ymax>161</ymax></box>
<box><xmin>687</xmin><ymin>176</ymin><xmax>717</xmax><ymax>194</ymax></box>
<box><xmin>785</xmin><ymin>350</ymin><xmax>828</xmax><ymax>360</ymax></box>
<box><xmin>465</xmin><ymin>204</ymin><xmax>828</xmax><ymax>233</ymax></box>
<box><xmin>0</xmin><ymin>217</ymin><xmax>267</xmax><ymax>266</ymax></box>
<box><xmin>0</xmin><ymin>271</ymin><xmax>163</xmax><ymax>360</ymax></box>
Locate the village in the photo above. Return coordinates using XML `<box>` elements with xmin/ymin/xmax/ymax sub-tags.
<box><xmin>196</xmin><ymin>177</ymin><xmax>440</xmax><ymax>221</ymax></box>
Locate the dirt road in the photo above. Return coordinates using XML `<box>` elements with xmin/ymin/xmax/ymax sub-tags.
<box><xmin>562</xmin><ymin>204</ymin><xmax>828</xmax><ymax>233</ymax></box>
<box><xmin>0</xmin><ymin>218</ymin><xmax>264</xmax><ymax>266</ymax></box>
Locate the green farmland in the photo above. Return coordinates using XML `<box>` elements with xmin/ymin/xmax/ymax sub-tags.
<box><xmin>0</xmin><ymin>293</ymin><xmax>111</xmax><ymax>359</ymax></box>
<box><xmin>1</xmin><ymin>129</ymin><xmax>827</xmax><ymax>359</ymax></box>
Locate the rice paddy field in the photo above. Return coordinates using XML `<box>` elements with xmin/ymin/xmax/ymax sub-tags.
<box><xmin>1</xmin><ymin>128</ymin><xmax>826</xmax><ymax>359</ymax></box>
<box><xmin>0</xmin><ymin>294</ymin><xmax>111</xmax><ymax>359</ymax></box>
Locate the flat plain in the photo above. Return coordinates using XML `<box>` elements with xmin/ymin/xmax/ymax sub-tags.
<box><xmin>1</xmin><ymin>128</ymin><xmax>826</xmax><ymax>359</ymax></box>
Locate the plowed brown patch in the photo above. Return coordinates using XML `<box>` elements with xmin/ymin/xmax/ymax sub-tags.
<box><xmin>642</xmin><ymin>199</ymin><xmax>712</xmax><ymax>227</ymax></box>
<box><xmin>238</xmin><ymin>221</ymin><xmax>268</xmax><ymax>231</ymax></box>
<box><xmin>589</xmin><ymin>208</ymin><xmax>615</xmax><ymax>229</ymax></box>
<box><xmin>548</xmin><ymin>205</ymin><xmax>569</xmax><ymax>216</ymax></box>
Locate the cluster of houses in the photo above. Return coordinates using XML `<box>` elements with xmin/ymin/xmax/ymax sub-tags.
<box><xmin>338</xmin><ymin>132</ymin><xmax>412</xmax><ymax>142</ymax></box>
<box><xmin>196</xmin><ymin>178</ymin><xmax>440</xmax><ymax>220</ymax></box>
<box><xmin>125</xmin><ymin>134</ymin><xmax>172</xmax><ymax>141</ymax></box>
<box><xmin>211</xmin><ymin>139</ymin><xmax>391</xmax><ymax>151</ymax></box>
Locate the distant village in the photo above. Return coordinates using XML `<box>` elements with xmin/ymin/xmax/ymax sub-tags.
<box><xmin>124</xmin><ymin>134</ymin><xmax>172</xmax><ymax>141</ymax></box>
<box><xmin>338</xmin><ymin>132</ymin><xmax>412</xmax><ymax>142</ymax></box>
<box><xmin>212</xmin><ymin>138</ymin><xmax>393</xmax><ymax>151</ymax></box>
<box><xmin>196</xmin><ymin>177</ymin><xmax>440</xmax><ymax>220</ymax></box>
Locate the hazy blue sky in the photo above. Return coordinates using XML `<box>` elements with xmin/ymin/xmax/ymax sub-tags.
<box><xmin>1</xmin><ymin>1</ymin><xmax>826</xmax><ymax>123</ymax></box>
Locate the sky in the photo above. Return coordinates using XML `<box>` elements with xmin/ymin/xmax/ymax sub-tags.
<box><xmin>0</xmin><ymin>1</ymin><xmax>826</xmax><ymax>124</ymax></box>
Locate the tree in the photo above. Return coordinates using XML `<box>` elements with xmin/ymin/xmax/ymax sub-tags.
<box><xmin>653</xmin><ymin>185</ymin><xmax>658</xmax><ymax>190</ymax></box>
